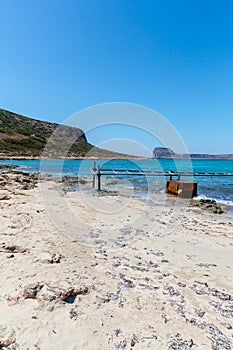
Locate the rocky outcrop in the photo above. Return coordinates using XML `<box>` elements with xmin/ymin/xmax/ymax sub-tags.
<box><xmin>153</xmin><ymin>147</ymin><xmax>233</xmax><ymax>159</ymax></box>
<box><xmin>190</xmin><ymin>199</ymin><xmax>225</xmax><ymax>214</ymax></box>
<box><xmin>0</xmin><ymin>166</ymin><xmax>38</xmax><ymax>196</ymax></box>
<box><xmin>153</xmin><ymin>147</ymin><xmax>175</xmax><ymax>158</ymax></box>
<box><xmin>7</xmin><ymin>281</ymin><xmax>89</xmax><ymax>308</ymax></box>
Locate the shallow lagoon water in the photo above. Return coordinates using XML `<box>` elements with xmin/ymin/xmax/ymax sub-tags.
<box><xmin>1</xmin><ymin>158</ymin><xmax>233</xmax><ymax>207</ymax></box>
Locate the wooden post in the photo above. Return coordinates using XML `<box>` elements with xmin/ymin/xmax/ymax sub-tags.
<box><xmin>92</xmin><ymin>161</ymin><xmax>97</xmax><ymax>188</ymax></box>
<box><xmin>97</xmin><ymin>165</ymin><xmax>101</xmax><ymax>191</ymax></box>
<box><xmin>178</xmin><ymin>173</ymin><xmax>181</xmax><ymax>181</ymax></box>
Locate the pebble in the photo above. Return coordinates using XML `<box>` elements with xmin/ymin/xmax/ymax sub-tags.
<box><xmin>0</xmin><ymin>325</ymin><xmax>16</xmax><ymax>348</ymax></box>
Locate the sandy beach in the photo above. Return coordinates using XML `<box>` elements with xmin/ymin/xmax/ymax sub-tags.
<box><xmin>0</xmin><ymin>167</ymin><xmax>233</xmax><ymax>349</ymax></box>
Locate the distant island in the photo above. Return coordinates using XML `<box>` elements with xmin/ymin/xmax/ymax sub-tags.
<box><xmin>153</xmin><ymin>147</ymin><xmax>233</xmax><ymax>159</ymax></box>
<box><xmin>0</xmin><ymin>108</ymin><xmax>141</xmax><ymax>159</ymax></box>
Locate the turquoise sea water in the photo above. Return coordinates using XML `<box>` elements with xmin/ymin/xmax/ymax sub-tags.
<box><xmin>1</xmin><ymin>158</ymin><xmax>233</xmax><ymax>207</ymax></box>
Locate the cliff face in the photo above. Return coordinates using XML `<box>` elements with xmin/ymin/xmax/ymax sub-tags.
<box><xmin>153</xmin><ymin>147</ymin><xmax>175</xmax><ymax>158</ymax></box>
<box><xmin>0</xmin><ymin>108</ymin><xmax>91</xmax><ymax>157</ymax></box>
<box><xmin>0</xmin><ymin>108</ymin><xmax>141</xmax><ymax>159</ymax></box>
<box><xmin>0</xmin><ymin>109</ymin><xmax>87</xmax><ymax>139</ymax></box>
<box><xmin>153</xmin><ymin>147</ymin><xmax>233</xmax><ymax>159</ymax></box>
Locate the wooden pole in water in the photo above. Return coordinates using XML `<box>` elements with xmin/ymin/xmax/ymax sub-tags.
<box><xmin>97</xmin><ymin>165</ymin><xmax>101</xmax><ymax>191</ymax></box>
<box><xmin>92</xmin><ymin>161</ymin><xmax>97</xmax><ymax>188</ymax></box>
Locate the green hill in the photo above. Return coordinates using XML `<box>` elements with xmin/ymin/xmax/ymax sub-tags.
<box><xmin>0</xmin><ymin>108</ymin><xmax>92</xmax><ymax>157</ymax></box>
<box><xmin>0</xmin><ymin>108</ymin><xmax>139</xmax><ymax>159</ymax></box>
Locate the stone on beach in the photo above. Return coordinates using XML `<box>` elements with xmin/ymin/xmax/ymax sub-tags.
<box><xmin>8</xmin><ymin>281</ymin><xmax>89</xmax><ymax>308</ymax></box>
<box><xmin>0</xmin><ymin>325</ymin><xmax>16</xmax><ymax>348</ymax></box>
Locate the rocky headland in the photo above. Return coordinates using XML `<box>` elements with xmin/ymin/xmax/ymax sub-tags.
<box><xmin>153</xmin><ymin>147</ymin><xmax>233</xmax><ymax>159</ymax></box>
<box><xmin>0</xmin><ymin>109</ymin><xmax>143</xmax><ymax>159</ymax></box>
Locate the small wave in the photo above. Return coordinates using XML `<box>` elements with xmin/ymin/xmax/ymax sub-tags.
<box><xmin>214</xmin><ymin>199</ymin><xmax>233</xmax><ymax>206</ymax></box>
<box><xmin>193</xmin><ymin>194</ymin><xmax>233</xmax><ymax>206</ymax></box>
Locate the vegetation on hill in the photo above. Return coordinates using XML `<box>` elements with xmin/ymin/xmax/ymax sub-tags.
<box><xmin>0</xmin><ymin>109</ymin><xmax>139</xmax><ymax>159</ymax></box>
<box><xmin>0</xmin><ymin>108</ymin><xmax>91</xmax><ymax>157</ymax></box>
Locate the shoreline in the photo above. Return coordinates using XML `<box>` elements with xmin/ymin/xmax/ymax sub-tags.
<box><xmin>0</xmin><ymin>156</ymin><xmax>150</xmax><ymax>161</ymax></box>
<box><xmin>1</xmin><ymin>163</ymin><xmax>233</xmax><ymax>215</ymax></box>
<box><xmin>0</xmin><ymin>152</ymin><xmax>152</xmax><ymax>160</ymax></box>
<box><xmin>1</xmin><ymin>156</ymin><xmax>233</xmax><ymax>160</ymax></box>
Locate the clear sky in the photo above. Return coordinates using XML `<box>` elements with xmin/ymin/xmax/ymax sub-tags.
<box><xmin>0</xmin><ymin>0</ymin><xmax>233</xmax><ymax>155</ymax></box>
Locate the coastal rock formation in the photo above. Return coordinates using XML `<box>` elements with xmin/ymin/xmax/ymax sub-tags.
<box><xmin>153</xmin><ymin>147</ymin><xmax>175</xmax><ymax>158</ymax></box>
<box><xmin>0</xmin><ymin>108</ymin><xmax>142</xmax><ymax>159</ymax></box>
<box><xmin>0</xmin><ymin>166</ymin><xmax>38</xmax><ymax>194</ymax></box>
<box><xmin>153</xmin><ymin>147</ymin><xmax>233</xmax><ymax>159</ymax></box>
<box><xmin>190</xmin><ymin>198</ymin><xmax>225</xmax><ymax>214</ymax></box>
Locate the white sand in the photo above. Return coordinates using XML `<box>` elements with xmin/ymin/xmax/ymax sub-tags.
<box><xmin>0</xmin><ymin>178</ymin><xmax>233</xmax><ymax>349</ymax></box>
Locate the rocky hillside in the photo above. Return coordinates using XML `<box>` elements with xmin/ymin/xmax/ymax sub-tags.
<box><xmin>0</xmin><ymin>109</ymin><xmax>137</xmax><ymax>159</ymax></box>
<box><xmin>0</xmin><ymin>109</ymin><xmax>91</xmax><ymax>158</ymax></box>
<box><xmin>153</xmin><ymin>147</ymin><xmax>175</xmax><ymax>158</ymax></box>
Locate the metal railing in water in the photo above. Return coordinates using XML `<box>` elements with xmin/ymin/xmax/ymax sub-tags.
<box><xmin>91</xmin><ymin>162</ymin><xmax>233</xmax><ymax>191</ymax></box>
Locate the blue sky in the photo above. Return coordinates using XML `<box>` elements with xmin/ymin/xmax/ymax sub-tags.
<box><xmin>0</xmin><ymin>0</ymin><xmax>233</xmax><ymax>155</ymax></box>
